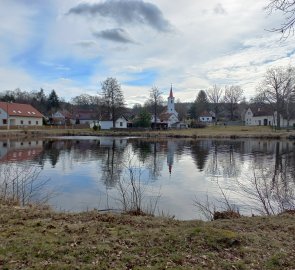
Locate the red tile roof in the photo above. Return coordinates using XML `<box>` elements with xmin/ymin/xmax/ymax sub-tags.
<box><xmin>0</xmin><ymin>102</ymin><xmax>43</xmax><ymax>118</ymax></box>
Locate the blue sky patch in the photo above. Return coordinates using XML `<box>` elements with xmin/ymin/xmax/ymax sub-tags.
<box><xmin>124</xmin><ymin>70</ymin><xmax>158</xmax><ymax>86</ymax></box>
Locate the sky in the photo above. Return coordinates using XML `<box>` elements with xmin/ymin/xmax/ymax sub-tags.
<box><xmin>0</xmin><ymin>0</ymin><xmax>295</xmax><ymax>107</ymax></box>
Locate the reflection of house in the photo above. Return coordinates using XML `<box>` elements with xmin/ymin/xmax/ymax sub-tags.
<box><xmin>99</xmin><ymin>116</ymin><xmax>128</xmax><ymax>130</ymax></box>
<box><xmin>245</xmin><ymin>107</ymin><xmax>295</xmax><ymax>127</ymax></box>
<box><xmin>99</xmin><ymin>137</ymin><xmax>128</xmax><ymax>148</ymax></box>
<box><xmin>0</xmin><ymin>140</ymin><xmax>43</xmax><ymax>162</ymax></box>
<box><xmin>0</xmin><ymin>102</ymin><xmax>43</xmax><ymax>127</ymax></box>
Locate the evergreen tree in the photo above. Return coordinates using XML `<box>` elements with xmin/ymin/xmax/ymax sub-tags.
<box><xmin>47</xmin><ymin>90</ymin><xmax>60</xmax><ymax>110</ymax></box>
<box><xmin>189</xmin><ymin>90</ymin><xmax>209</xmax><ymax>119</ymax></box>
<box><xmin>135</xmin><ymin>109</ymin><xmax>151</xmax><ymax>127</ymax></box>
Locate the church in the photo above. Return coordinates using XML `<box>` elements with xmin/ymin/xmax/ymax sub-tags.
<box><xmin>151</xmin><ymin>86</ymin><xmax>187</xmax><ymax>129</ymax></box>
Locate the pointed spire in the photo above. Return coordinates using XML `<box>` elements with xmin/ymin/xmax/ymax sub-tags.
<box><xmin>169</xmin><ymin>84</ymin><xmax>173</xmax><ymax>98</ymax></box>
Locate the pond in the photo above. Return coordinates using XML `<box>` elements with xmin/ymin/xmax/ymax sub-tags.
<box><xmin>0</xmin><ymin>136</ymin><xmax>294</xmax><ymax>220</ymax></box>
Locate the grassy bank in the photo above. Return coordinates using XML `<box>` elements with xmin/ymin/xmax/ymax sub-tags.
<box><xmin>0</xmin><ymin>204</ymin><xmax>294</xmax><ymax>269</ymax></box>
<box><xmin>1</xmin><ymin>126</ymin><xmax>295</xmax><ymax>140</ymax></box>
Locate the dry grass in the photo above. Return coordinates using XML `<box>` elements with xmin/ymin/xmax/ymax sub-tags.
<box><xmin>0</xmin><ymin>204</ymin><xmax>294</xmax><ymax>269</ymax></box>
<box><xmin>0</xmin><ymin>126</ymin><xmax>295</xmax><ymax>141</ymax></box>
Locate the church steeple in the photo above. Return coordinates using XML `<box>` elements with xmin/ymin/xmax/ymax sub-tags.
<box><xmin>169</xmin><ymin>84</ymin><xmax>173</xmax><ymax>98</ymax></box>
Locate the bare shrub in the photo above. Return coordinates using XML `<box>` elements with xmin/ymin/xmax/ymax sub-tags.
<box><xmin>194</xmin><ymin>183</ymin><xmax>240</xmax><ymax>221</ymax></box>
<box><xmin>0</xmin><ymin>163</ymin><xmax>53</xmax><ymax>206</ymax></box>
<box><xmin>116</xmin><ymin>154</ymin><xmax>161</xmax><ymax>216</ymax></box>
<box><xmin>236</xmin><ymin>166</ymin><xmax>295</xmax><ymax>215</ymax></box>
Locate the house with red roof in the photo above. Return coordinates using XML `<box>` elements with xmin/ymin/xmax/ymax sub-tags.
<box><xmin>0</xmin><ymin>102</ymin><xmax>43</xmax><ymax>127</ymax></box>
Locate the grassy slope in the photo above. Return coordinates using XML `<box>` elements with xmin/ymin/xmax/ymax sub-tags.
<box><xmin>0</xmin><ymin>205</ymin><xmax>294</xmax><ymax>269</ymax></box>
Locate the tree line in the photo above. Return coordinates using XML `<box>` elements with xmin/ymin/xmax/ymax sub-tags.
<box><xmin>1</xmin><ymin>65</ymin><xmax>295</xmax><ymax>128</ymax></box>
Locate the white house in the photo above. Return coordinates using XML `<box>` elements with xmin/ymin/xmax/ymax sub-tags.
<box><xmin>73</xmin><ymin>110</ymin><xmax>99</xmax><ymax>127</ymax></box>
<box><xmin>199</xmin><ymin>111</ymin><xmax>213</xmax><ymax>123</ymax></box>
<box><xmin>0</xmin><ymin>102</ymin><xmax>43</xmax><ymax>127</ymax></box>
<box><xmin>99</xmin><ymin>116</ymin><xmax>128</xmax><ymax>130</ymax></box>
<box><xmin>245</xmin><ymin>107</ymin><xmax>295</xmax><ymax>127</ymax></box>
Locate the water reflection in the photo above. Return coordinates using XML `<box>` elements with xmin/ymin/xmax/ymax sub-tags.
<box><xmin>0</xmin><ymin>136</ymin><xmax>294</xmax><ymax>219</ymax></box>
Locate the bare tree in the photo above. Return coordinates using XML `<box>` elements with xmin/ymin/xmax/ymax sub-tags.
<box><xmin>0</xmin><ymin>164</ymin><xmax>53</xmax><ymax>206</ymax></box>
<box><xmin>266</xmin><ymin>0</ymin><xmax>295</xmax><ymax>38</ymax></box>
<box><xmin>148</xmin><ymin>87</ymin><xmax>163</xmax><ymax>129</ymax></box>
<box><xmin>257</xmin><ymin>66</ymin><xmax>295</xmax><ymax>128</ymax></box>
<box><xmin>101</xmin><ymin>78</ymin><xmax>125</xmax><ymax>128</ymax></box>
<box><xmin>206</xmin><ymin>85</ymin><xmax>223</xmax><ymax>124</ymax></box>
<box><xmin>223</xmin><ymin>85</ymin><xmax>244</xmax><ymax>121</ymax></box>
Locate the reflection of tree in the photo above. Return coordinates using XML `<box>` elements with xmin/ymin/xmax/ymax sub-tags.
<box><xmin>235</xmin><ymin>141</ymin><xmax>295</xmax><ymax>215</ymax></box>
<box><xmin>190</xmin><ymin>140</ymin><xmax>210</xmax><ymax>171</ymax></box>
<box><xmin>131</xmin><ymin>141</ymin><xmax>152</xmax><ymax>163</ymax></box>
<box><xmin>43</xmin><ymin>140</ymin><xmax>61</xmax><ymax>167</ymax></box>
<box><xmin>100</xmin><ymin>140</ymin><xmax>125</xmax><ymax>188</ymax></box>
<box><xmin>237</xmin><ymin>164</ymin><xmax>295</xmax><ymax>215</ymax></box>
<box><xmin>130</xmin><ymin>139</ymin><xmax>164</xmax><ymax>181</ymax></box>
<box><xmin>205</xmin><ymin>141</ymin><xmax>242</xmax><ymax>180</ymax></box>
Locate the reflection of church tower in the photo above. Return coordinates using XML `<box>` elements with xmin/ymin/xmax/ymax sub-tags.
<box><xmin>167</xmin><ymin>140</ymin><xmax>177</xmax><ymax>174</ymax></box>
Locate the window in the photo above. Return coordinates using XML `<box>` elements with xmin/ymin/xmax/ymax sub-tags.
<box><xmin>28</xmin><ymin>120</ymin><xmax>31</xmax><ymax>125</ymax></box>
<box><xmin>3</xmin><ymin>119</ymin><xmax>7</xmax><ymax>125</ymax></box>
<box><xmin>120</xmin><ymin>122</ymin><xmax>123</xmax><ymax>127</ymax></box>
<box><xmin>20</xmin><ymin>120</ymin><xmax>23</xmax><ymax>125</ymax></box>
<box><xmin>36</xmin><ymin>121</ymin><xmax>38</xmax><ymax>125</ymax></box>
<box><xmin>18</xmin><ymin>111</ymin><xmax>21</xmax><ymax>113</ymax></box>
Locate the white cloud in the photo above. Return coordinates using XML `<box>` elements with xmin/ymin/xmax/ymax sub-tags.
<box><xmin>0</xmin><ymin>0</ymin><xmax>294</xmax><ymax>105</ymax></box>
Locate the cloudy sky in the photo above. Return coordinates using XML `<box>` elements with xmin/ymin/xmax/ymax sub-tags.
<box><xmin>0</xmin><ymin>0</ymin><xmax>295</xmax><ymax>106</ymax></box>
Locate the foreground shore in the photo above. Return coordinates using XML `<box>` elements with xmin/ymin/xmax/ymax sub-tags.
<box><xmin>0</xmin><ymin>126</ymin><xmax>295</xmax><ymax>140</ymax></box>
<box><xmin>0</xmin><ymin>204</ymin><xmax>294</xmax><ymax>269</ymax></box>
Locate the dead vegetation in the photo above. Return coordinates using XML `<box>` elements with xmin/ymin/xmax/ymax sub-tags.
<box><xmin>0</xmin><ymin>203</ymin><xmax>294</xmax><ymax>269</ymax></box>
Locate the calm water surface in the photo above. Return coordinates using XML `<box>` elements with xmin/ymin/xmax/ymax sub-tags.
<box><xmin>0</xmin><ymin>136</ymin><xmax>294</xmax><ymax>220</ymax></box>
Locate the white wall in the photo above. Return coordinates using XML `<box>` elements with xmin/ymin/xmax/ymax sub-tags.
<box><xmin>0</xmin><ymin>113</ymin><xmax>42</xmax><ymax>126</ymax></box>
<box><xmin>245</xmin><ymin>109</ymin><xmax>295</xmax><ymax>127</ymax></box>
<box><xmin>199</xmin><ymin>116</ymin><xmax>212</xmax><ymax>123</ymax></box>
<box><xmin>99</xmin><ymin>121</ymin><xmax>113</xmax><ymax>130</ymax></box>
<box><xmin>0</xmin><ymin>108</ymin><xmax>8</xmax><ymax>126</ymax></box>
<box><xmin>9</xmin><ymin>117</ymin><xmax>43</xmax><ymax>126</ymax></box>
<box><xmin>115</xmin><ymin>118</ymin><xmax>127</xmax><ymax>129</ymax></box>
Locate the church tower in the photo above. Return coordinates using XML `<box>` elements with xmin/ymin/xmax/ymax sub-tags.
<box><xmin>167</xmin><ymin>85</ymin><xmax>176</xmax><ymax>114</ymax></box>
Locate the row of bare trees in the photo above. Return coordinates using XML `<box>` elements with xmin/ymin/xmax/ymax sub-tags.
<box><xmin>257</xmin><ymin>66</ymin><xmax>295</xmax><ymax>128</ymax></box>
<box><xmin>189</xmin><ymin>85</ymin><xmax>244</xmax><ymax>123</ymax></box>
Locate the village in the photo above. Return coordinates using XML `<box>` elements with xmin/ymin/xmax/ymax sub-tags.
<box><xmin>1</xmin><ymin>0</ymin><xmax>295</xmax><ymax>269</ymax></box>
<box><xmin>1</xmin><ymin>73</ymin><xmax>295</xmax><ymax>131</ymax></box>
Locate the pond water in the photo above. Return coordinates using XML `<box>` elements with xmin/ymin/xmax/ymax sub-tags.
<box><xmin>0</xmin><ymin>136</ymin><xmax>294</xmax><ymax>220</ymax></box>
